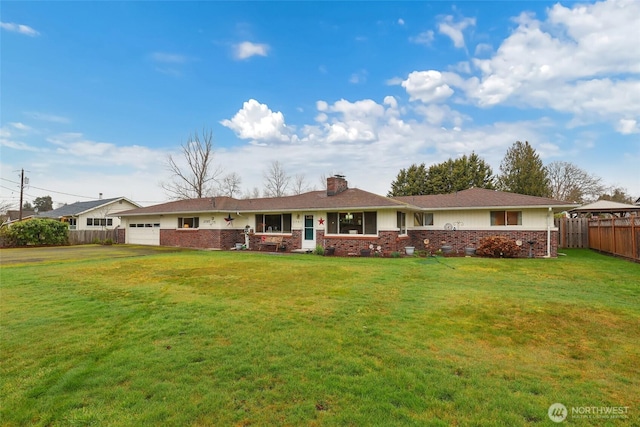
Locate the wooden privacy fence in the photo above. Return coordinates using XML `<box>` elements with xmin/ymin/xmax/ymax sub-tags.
<box><xmin>556</xmin><ymin>217</ymin><xmax>589</xmax><ymax>248</ymax></box>
<box><xmin>588</xmin><ymin>217</ymin><xmax>640</xmax><ymax>262</ymax></box>
<box><xmin>69</xmin><ymin>229</ymin><xmax>118</xmax><ymax>245</ymax></box>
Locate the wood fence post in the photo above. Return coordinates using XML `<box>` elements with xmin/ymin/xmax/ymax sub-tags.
<box><xmin>598</xmin><ymin>218</ymin><xmax>602</xmax><ymax>252</ymax></box>
<box><xmin>612</xmin><ymin>217</ymin><xmax>616</xmax><ymax>256</ymax></box>
<box><xmin>633</xmin><ymin>217</ymin><xmax>638</xmax><ymax>261</ymax></box>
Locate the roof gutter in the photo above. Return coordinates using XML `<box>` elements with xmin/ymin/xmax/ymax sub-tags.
<box><xmin>545</xmin><ymin>206</ymin><xmax>552</xmax><ymax>258</ymax></box>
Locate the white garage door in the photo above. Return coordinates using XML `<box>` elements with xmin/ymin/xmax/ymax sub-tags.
<box><xmin>127</xmin><ymin>223</ymin><xmax>160</xmax><ymax>246</ymax></box>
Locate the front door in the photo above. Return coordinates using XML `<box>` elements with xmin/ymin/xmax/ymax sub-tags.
<box><xmin>302</xmin><ymin>214</ymin><xmax>315</xmax><ymax>250</ymax></box>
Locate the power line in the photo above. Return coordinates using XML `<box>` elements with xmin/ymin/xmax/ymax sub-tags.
<box><xmin>0</xmin><ymin>185</ymin><xmax>38</xmax><ymax>198</ymax></box>
<box><xmin>0</xmin><ymin>177</ymin><xmax>94</xmax><ymax>199</ymax></box>
<box><xmin>0</xmin><ymin>178</ymin><xmax>167</xmax><ymax>206</ymax></box>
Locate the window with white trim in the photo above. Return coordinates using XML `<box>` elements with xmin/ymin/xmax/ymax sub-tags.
<box><xmin>397</xmin><ymin>211</ymin><xmax>407</xmax><ymax>235</ymax></box>
<box><xmin>178</xmin><ymin>217</ymin><xmax>199</xmax><ymax>228</ymax></box>
<box><xmin>255</xmin><ymin>214</ymin><xmax>292</xmax><ymax>233</ymax></box>
<box><xmin>86</xmin><ymin>218</ymin><xmax>113</xmax><ymax>227</ymax></box>
<box><xmin>414</xmin><ymin>212</ymin><xmax>434</xmax><ymax>226</ymax></box>
<box><xmin>326</xmin><ymin>212</ymin><xmax>377</xmax><ymax>235</ymax></box>
<box><xmin>490</xmin><ymin>211</ymin><xmax>522</xmax><ymax>226</ymax></box>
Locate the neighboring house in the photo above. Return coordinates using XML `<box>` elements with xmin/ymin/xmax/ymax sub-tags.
<box><xmin>115</xmin><ymin>176</ymin><xmax>577</xmax><ymax>257</ymax></box>
<box><xmin>38</xmin><ymin>197</ymin><xmax>140</xmax><ymax>230</ymax></box>
<box><xmin>4</xmin><ymin>210</ymin><xmax>36</xmax><ymax>225</ymax></box>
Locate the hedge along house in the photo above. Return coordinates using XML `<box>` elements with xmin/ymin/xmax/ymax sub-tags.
<box><xmin>114</xmin><ymin>176</ymin><xmax>577</xmax><ymax>257</ymax></box>
<box><xmin>395</xmin><ymin>188</ymin><xmax>578</xmax><ymax>258</ymax></box>
<box><xmin>114</xmin><ymin>176</ymin><xmax>415</xmax><ymax>255</ymax></box>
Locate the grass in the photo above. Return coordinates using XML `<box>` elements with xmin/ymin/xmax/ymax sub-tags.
<box><xmin>1</xmin><ymin>248</ymin><xmax>638</xmax><ymax>426</ymax></box>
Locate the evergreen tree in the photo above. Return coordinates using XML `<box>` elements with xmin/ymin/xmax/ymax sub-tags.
<box><xmin>388</xmin><ymin>153</ymin><xmax>494</xmax><ymax>196</ymax></box>
<box><xmin>388</xmin><ymin>163</ymin><xmax>429</xmax><ymax>196</ymax></box>
<box><xmin>498</xmin><ymin>141</ymin><xmax>550</xmax><ymax>197</ymax></box>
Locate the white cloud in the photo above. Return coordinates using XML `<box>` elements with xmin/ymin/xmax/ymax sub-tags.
<box><xmin>474</xmin><ymin>43</ymin><xmax>493</xmax><ymax>56</ymax></box>
<box><xmin>316</xmin><ymin>100</ymin><xmax>329</xmax><ymax>112</ymax></box>
<box><xmin>437</xmin><ymin>15</ymin><xmax>476</xmax><ymax>48</ymax></box>
<box><xmin>220</xmin><ymin>99</ymin><xmax>290</xmax><ymax>142</ymax></box>
<box><xmin>150</xmin><ymin>52</ymin><xmax>188</xmax><ymax>63</ymax></box>
<box><xmin>349</xmin><ymin>69</ymin><xmax>368</xmax><ymax>84</ymax></box>
<box><xmin>234</xmin><ymin>41</ymin><xmax>270</xmax><ymax>60</ymax></box>
<box><xmin>459</xmin><ymin>0</ymin><xmax>640</xmax><ymax>134</ymax></box>
<box><xmin>617</xmin><ymin>119</ymin><xmax>639</xmax><ymax>135</ymax></box>
<box><xmin>326</xmin><ymin>99</ymin><xmax>386</xmax><ymax>119</ymax></box>
<box><xmin>401</xmin><ymin>70</ymin><xmax>454</xmax><ymax>103</ymax></box>
<box><xmin>385</xmin><ymin>77</ymin><xmax>404</xmax><ymax>86</ymax></box>
<box><xmin>315</xmin><ymin>113</ymin><xmax>328</xmax><ymax>123</ymax></box>
<box><xmin>0</xmin><ymin>138</ymin><xmax>40</xmax><ymax>152</ymax></box>
<box><xmin>25</xmin><ymin>112</ymin><xmax>71</xmax><ymax>124</ymax></box>
<box><xmin>46</xmin><ymin>133</ymin><xmax>166</xmax><ymax>168</ymax></box>
<box><xmin>9</xmin><ymin>122</ymin><xmax>31</xmax><ymax>131</ymax></box>
<box><xmin>0</xmin><ymin>22</ymin><xmax>40</xmax><ymax>37</ymax></box>
<box><xmin>409</xmin><ymin>30</ymin><xmax>434</xmax><ymax>46</ymax></box>
<box><xmin>398</xmin><ymin>18</ymin><xmax>405</xmax><ymax>26</ymax></box>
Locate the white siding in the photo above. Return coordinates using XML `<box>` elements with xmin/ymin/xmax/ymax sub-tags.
<box><xmin>408</xmin><ymin>208</ymin><xmax>555</xmax><ymax>231</ymax></box>
<box><xmin>77</xmin><ymin>199</ymin><xmax>140</xmax><ymax>231</ymax></box>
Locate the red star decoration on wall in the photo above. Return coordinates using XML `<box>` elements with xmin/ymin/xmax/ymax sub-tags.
<box><xmin>318</xmin><ymin>217</ymin><xmax>325</xmax><ymax>225</ymax></box>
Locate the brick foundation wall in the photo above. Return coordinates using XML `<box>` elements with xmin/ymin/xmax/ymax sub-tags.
<box><xmin>152</xmin><ymin>227</ymin><xmax>557</xmax><ymax>257</ymax></box>
<box><xmin>160</xmin><ymin>229</ymin><xmax>244</xmax><ymax>249</ymax></box>
<box><xmin>247</xmin><ymin>232</ymin><xmax>300</xmax><ymax>251</ymax></box>
<box><xmin>220</xmin><ymin>229</ymin><xmax>246</xmax><ymax>250</ymax></box>
<box><xmin>318</xmin><ymin>230</ymin><xmax>406</xmax><ymax>256</ymax></box>
<box><xmin>408</xmin><ymin>229</ymin><xmax>558</xmax><ymax>258</ymax></box>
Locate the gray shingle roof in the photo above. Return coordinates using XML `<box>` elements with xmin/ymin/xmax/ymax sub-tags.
<box><xmin>394</xmin><ymin>188</ymin><xmax>577</xmax><ymax>210</ymax></box>
<box><xmin>38</xmin><ymin>197</ymin><xmax>131</xmax><ymax>218</ymax></box>
<box><xmin>117</xmin><ymin>188</ymin><xmax>410</xmax><ymax>217</ymax></box>
<box><xmin>115</xmin><ymin>187</ymin><xmax>578</xmax><ymax>217</ymax></box>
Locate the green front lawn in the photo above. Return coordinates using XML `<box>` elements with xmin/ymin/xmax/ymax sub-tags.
<box><xmin>1</xmin><ymin>249</ymin><xmax>638</xmax><ymax>426</ymax></box>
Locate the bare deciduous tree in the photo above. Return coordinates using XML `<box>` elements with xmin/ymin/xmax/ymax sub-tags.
<box><xmin>218</xmin><ymin>172</ymin><xmax>242</xmax><ymax>198</ymax></box>
<box><xmin>547</xmin><ymin>161</ymin><xmax>604</xmax><ymax>203</ymax></box>
<box><xmin>263</xmin><ymin>161</ymin><xmax>290</xmax><ymax>197</ymax></box>
<box><xmin>599</xmin><ymin>186</ymin><xmax>634</xmax><ymax>204</ymax></box>
<box><xmin>161</xmin><ymin>129</ymin><xmax>223</xmax><ymax>199</ymax></box>
<box><xmin>291</xmin><ymin>173</ymin><xmax>312</xmax><ymax>195</ymax></box>
<box><xmin>245</xmin><ymin>187</ymin><xmax>262</xmax><ymax>199</ymax></box>
<box><xmin>318</xmin><ymin>173</ymin><xmax>328</xmax><ymax>190</ymax></box>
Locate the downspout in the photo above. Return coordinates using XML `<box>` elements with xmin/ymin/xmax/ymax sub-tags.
<box><xmin>546</xmin><ymin>207</ymin><xmax>552</xmax><ymax>258</ymax></box>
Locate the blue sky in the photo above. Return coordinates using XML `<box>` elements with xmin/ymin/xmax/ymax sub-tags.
<box><xmin>1</xmin><ymin>0</ymin><xmax>638</xmax><ymax>207</ymax></box>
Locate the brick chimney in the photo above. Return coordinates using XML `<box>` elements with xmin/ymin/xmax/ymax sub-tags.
<box><xmin>327</xmin><ymin>175</ymin><xmax>348</xmax><ymax>196</ymax></box>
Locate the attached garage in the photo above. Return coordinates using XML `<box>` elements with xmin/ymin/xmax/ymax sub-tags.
<box><xmin>126</xmin><ymin>223</ymin><xmax>160</xmax><ymax>246</ymax></box>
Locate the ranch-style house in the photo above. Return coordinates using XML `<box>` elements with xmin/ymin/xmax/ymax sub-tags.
<box><xmin>114</xmin><ymin>176</ymin><xmax>576</xmax><ymax>257</ymax></box>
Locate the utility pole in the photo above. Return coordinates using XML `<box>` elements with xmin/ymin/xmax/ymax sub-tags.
<box><xmin>19</xmin><ymin>169</ymin><xmax>24</xmax><ymax>221</ymax></box>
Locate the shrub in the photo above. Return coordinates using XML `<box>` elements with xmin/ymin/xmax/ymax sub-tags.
<box><xmin>390</xmin><ymin>251</ymin><xmax>401</xmax><ymax>258</ymax></box>
<box><xmin>3</xmin><ymin>219</ymin><xmax>69</xmax><ymax>247</ymax></box>
<box><xmin>314</xmin><ymin>244</ymin><xmax>325</xmax><ymax>255</ymax></box>
<box><xmin>0</xmin><ymin>226</ymin><xmax>17</xmax><ymax>247</ymax></box>
<box><xmin>476</xmin><ymin>236</ymin><xmax>521</xmax><ymax>258</ymax></box>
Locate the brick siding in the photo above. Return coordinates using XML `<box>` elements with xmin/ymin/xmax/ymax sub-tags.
<box><xmin>160</xmin><ymin>229</ymin><xmax>245</xmax><ymax>249</ymax></box>
<box><xmin>143</xmin><ymin>227</ymin><xmax>558</xmax><ymax>257</ymax></box>
<box><xmin>408</xmin><ymin>229</ymin><xmax>558</xmax><ymax>258</ymax></box>
<box><xmin>317</xmin><ymin>230</ymin><xmax>407</xmax><ymax>256</ymax></box>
